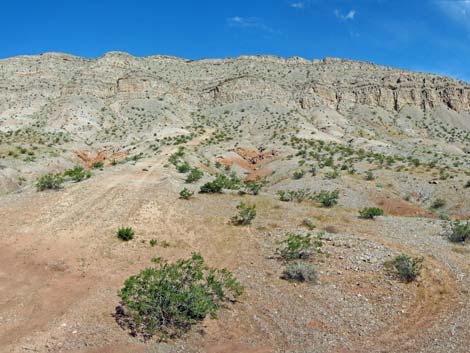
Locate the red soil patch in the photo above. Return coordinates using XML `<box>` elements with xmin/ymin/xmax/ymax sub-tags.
<box><xmin>75</xmin><ymin>147</ymin><xmax>128</xmax><ymax>168</ymax></box>
<box><xmin>216</xmin><ymin>147</ymin><xmax>279</xmax><ymax>181</ymax></box>
<box><xmin>373</xmin><ymin>196</ymin><xmax>434</xmax><ymax>218</ymax></box>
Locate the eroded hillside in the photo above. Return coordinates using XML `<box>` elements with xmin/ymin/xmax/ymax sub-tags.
<box><xmin>0</xmin><ymin>53</ymin><xmax>469</xmax><ymax>353</ymax></box>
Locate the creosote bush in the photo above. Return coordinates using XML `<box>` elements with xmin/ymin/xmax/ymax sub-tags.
<box><xmin>117</xmin><ymin>227</ymin><xmax>135</xmax><ymax>241</ymax></box>
<box><xmin>385</xmin><ymin>254</ymin><xmax>423</xmax><ymax>282</ymax></box>
<box><xmin>314</xmin><ymin>190</ymin><xmax>339</xmax><ymax>207</ymax></box>
<box><xmin>35</xmin><ymin>173</ymin><xmax>64</xmax><ymax>191</ymax></box>
<box><xmin>281</xmin><ymin>261</ymin><xmax>317</xmax><ymax>283</ymax></box>
<box><xmin>278</xmin><ymin>232</ymin><xmax>324</xmax><ymax>260</ymax></box>
<box><xmin>231</xmin><ymin>202</ymin><xmax>256</xmax><ymax>225</ymax></box>
<box><xmin>115</xmin><ymin>253</ymin><xmax>243</xmax><ymax>339</ymax></box>
<box><xmin>63</xmin><ymin>166</ymin><xmax>92</xmax><ymax>182</ymax></box>
<box><xmin>185</xmin><ymin>168</ymin><xmax>204</xmax><ymax>183</ymax></box>
<box><xmin>179</xmin><ymin>188</ymin><xmax>194</xmax><ymax>200</ymax></box>
<box><xmin>359</xmin><ymin>207</ymin><xmax>384</xmax><ymax>219</ymax></box>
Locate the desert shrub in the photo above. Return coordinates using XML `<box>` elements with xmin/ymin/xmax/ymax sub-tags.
<box><xmin>116</xmin><ymin>253</ymin><xmax>243</xmax><ymax>339</ymax></box>
<box><xmin>365</xmin><ymin>171</ymin><xmax>375</xmax><ymax>180</ymax></box>
<box><xmin>92</xmin><ymin>161</ymin><xmax>104</xmax><ymax>169</ymax></box>
<box><xmin>176</xmin><ymin>161</ymin><xmax>191</xmax><ymax>173</ymax></box>
<box><xmin>431</xmin><ymin>198</ymin><xmax>446</xmax><ymax>209</ymax></box>
<box><xmin>117</xmin><ymin>227</ymin><xmax>135</xmax><ymax>241</ymax></box>
<box><xmin>447</xmin><ymin>221</ymin><xmax>470</xmax><ymax>243</ymax></box>
<box><xmin>359</xmin><ymin>207</ymin><xmax>384</xmax><ymax>219</ymax></box>
<box><xmin>464</xmin><ymin>180</ymin><xmax>470</xmax><ymax>188</ymax></box>
<box><xmin>242</xmin><ymin>180</ymin><xmax>267</xmax><ymax>195</ymax></box>
<box><xmin>185</xmin><ymin>168</ymin><xmax>203</xmax><ymax>183</ymax></box>
<box><xmin>293</xmin><ymin>169</ymin><xmax>305</xmax><ymax>179</ymax></box>
<box><xmin>231</xmin><ymin>202</ymin><xmax>256</xmax><ymax>225</ymax></box>
<box><xmin>301</xmin><ymin>218</ymin><xmax>316</xmax><ymax>230</ymax></box>
<box><xmin>277</xmin><ymin>232</ymin><xmax>324</xmax><ymax>260</ymax></box>
<box><xmin>277</xmin><ymin>189</ymin><xmax>312</xmax><ymax>202</ymax></box>
<box><xmin>386</xmin><ymin>254</ymin><xmax>423</xmax><ymax>282</ymax></box>
<box><xmin>314</xmin><ymin>190</ymin><xmax>339</xmax><ymax>207</ymax></box>
<box><xmin>179</xmin><ymin>188</ymin><xmax>194</xmax><ymax>200</ymax></box>
<box><xmin>63</xmin><ymin>166</ymin><xmax>91</xmax><ymax>182</ymax></box>
<box><xmin>281</xmin><ymin>261</ymin><xmax>317</xmax><ymax>283</ymax></box>
<box><xmin>200</xmin><ymin>174</ymin><xmax>240</xmax><ymax>193</ymax></box>
<box><xmin>35</xmin><ymin>173</ymin><xmax>64</xmax><ymax>191</ymax></box>
<box><xmin>325</xmin><ymin>169</ymin><xmax>340</xmax><ymax>179</ymax></box>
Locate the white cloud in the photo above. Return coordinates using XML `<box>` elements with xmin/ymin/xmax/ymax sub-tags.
<box><xmin>290</xmin><ymin>2</ymin><xmax>305</xmax><ymax>9</ymax></box>
<box><xmin>226</xmin><ymin>16</ymin><xmax>276</xmax><ymax>33</ymax></box>
<box><xmin>436</xmin><ymin>0</ymin><xmax>470</xmax><ymax>27</ymax></box>
<box><xmin>334</xmin><ymin>9</ymin><xmax>356</xmax><ymax>20</ymax></box>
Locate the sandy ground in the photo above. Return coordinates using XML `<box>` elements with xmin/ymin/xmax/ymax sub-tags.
<box><xmin>0</xmin><ymin>143</ymin><xmax>469</xmax><ymax>353</ymax></box>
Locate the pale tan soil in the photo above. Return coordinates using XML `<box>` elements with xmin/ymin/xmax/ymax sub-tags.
<box><xmin>0</xmin><ymin>143</ymin><xmax>468</xmax><ymax>353</ymax></box>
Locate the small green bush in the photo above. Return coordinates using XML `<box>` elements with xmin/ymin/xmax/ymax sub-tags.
<box><xmin>231</xmin><ymin>202</ymin><xmax>256</xmax><ymax>225</ymax></box>
<box><xmin>117</xmin><ymin>227</ymin><xmax>135</xmax><ymax>241</ymax></box>
<box><xmin>35</xmin><ymin>173</ymin><xmax>64</xmax><ymax>191</ymax></box>
<box><xmin>431</xmin><ymin>198</ymin><xmax>446</xmax><ymax>209</ymax></box>
<box><xmin>242</xmin><ymin>180</ymin><xmax>267</xmax><ymax>195</ymax></box>
<box><xmin>200</xmin><ymin>174</ymin><xmax>240</xmax><ymax>194</ymax></box>
<box><xmin>464</xmin><ymin>180</ymin><xmax>470</xmax><ymax>188</ymax></box>
<box><xmin>176</xmin><ymin>161</ymin><xmax>191</xmax><ymax>173</ymax></box>
<box><xmin>293</xmin><ymin>169</ymin><xmax>305</xmax><ymax>180</ymax></box>
<box><xmin>281</xmin><ymin>261</ymin><xmax>317</xmax><ymax>283</ymax></box>
<box><xmin>314</xmin><ymin>190</ymin><xmax>339</xmax><ymax>207</ymax></box>
<box><xmin>365</xmin><ymin>171</ymin><xmax>375</xmax><ymax>180</ymax></box>
<box><xmin>63</xmin><ymin>166</ymin><xmax>91</xmax><ymax>182</ymax></box>
<box><xmin>386</xmin><ymin>254</ymin><xmax>423</xmax><ymax>282</ymax></box>
<box><xmin>278</xmin><ymin>232</ymin><xmax>323</xmax><ymax>260</ymax></box>
<box><xmin>359</xmin><ymin>207</ymin><xmax>384</xmax><ymax>219</ymax></box>
<box><xmin>185</xmin><ymin>168</ymin><xmax>204</xmax><ymax>183</ymax></box>
<box><xmin>92</xmin><ymin>161</ymin><xmax>104</xmax><ymax>169</ymax></box>
<box><xmin>116</xmin><ymin>253</ymin><xmax>243</xmax><ymax>339</ymax></box>
<box><xmin>277</xmin><ymin>189</ymin><xmax>312</xmax><ymax>202</ymax></box>
<box><xmin>179</xmin><ymin>188</ymin><xmax>194</xmax><ymax>200</ymax></box>
<box><xmin>447</xmin><ymin>221</ymin><xmax>470</xmax><ymax>243</ymax></box>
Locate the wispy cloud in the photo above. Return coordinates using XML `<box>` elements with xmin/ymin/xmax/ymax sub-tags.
<box><xmin>290</xmin><ymin>2</ymin><xmax>306</xmax><ymax>9</ymax></box>
<box><xmin>226</xmin><ymin>16</ymin><xmax>276</xmax><ymax>33</ymax></box>
<box><xmin>435</xmin><ymin>0</ymin><xmax>470</xmax><ymax>27</ymax></box>
<box><xmin>334</xmin><ymin>9</ymin><xmax>356</xmax><ymax>20</ymax></box>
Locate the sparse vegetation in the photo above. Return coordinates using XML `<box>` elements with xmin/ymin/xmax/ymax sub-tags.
<box><xmin>185</xmin><ymin>167</ymin><xmax>204</xmax><ymax>183</ymax></box>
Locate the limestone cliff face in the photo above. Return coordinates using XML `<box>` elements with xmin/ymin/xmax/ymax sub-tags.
<box><xmin>0</xmin><ymin>52</ymin><xmax>468</xmax><ymax>129</ymax></box>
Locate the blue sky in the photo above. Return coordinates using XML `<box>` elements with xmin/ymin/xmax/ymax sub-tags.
<box><xmin>1</xmin><ymin>0</ymin><xmax>470</xmax><ymax>81</ymax></box>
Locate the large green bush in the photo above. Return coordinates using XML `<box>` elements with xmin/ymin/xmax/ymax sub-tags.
<box><xmin>116</xmin><ymin>253</ymin><xmax>243</xmax><ymax>339</ymax></box>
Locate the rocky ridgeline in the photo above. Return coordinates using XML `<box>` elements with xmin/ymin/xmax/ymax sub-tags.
<box><xmin>0</xmin><ymin>52</ymin><xmax>469</xmax><ymax>116</ymax></box>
